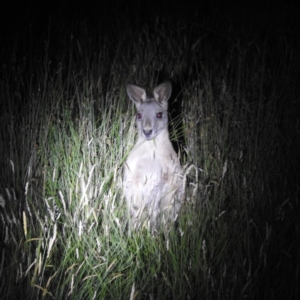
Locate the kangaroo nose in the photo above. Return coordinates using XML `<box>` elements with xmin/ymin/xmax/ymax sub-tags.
<box><xmin>143</xmin><ymin>129</ymin><xmax>152</xmax><ymax>137</ymax></box>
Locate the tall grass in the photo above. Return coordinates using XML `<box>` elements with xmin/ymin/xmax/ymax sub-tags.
<box><xmin>0</xmin><ymin>15</ymin><xmax>299</xmax><ymax>299</ymax></box>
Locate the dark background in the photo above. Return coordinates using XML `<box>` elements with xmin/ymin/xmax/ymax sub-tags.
<box><xmin>1</xmin><ymin>0</ymin><xmax>299</xmax><ymax>52</ymax></box>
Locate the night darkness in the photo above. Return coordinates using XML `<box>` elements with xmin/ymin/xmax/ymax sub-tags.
<box><xmin>0</xmin><ymin>0</ymin><xmax>299</xmax><ymax>299</ymax></box>
<box><xmin>1</xmin><ymin>0</ymin><xmax>299</xmax><ymax>50</ymax></box>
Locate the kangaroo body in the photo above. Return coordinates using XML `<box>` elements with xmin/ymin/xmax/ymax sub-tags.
<box><xmin>124</xmin><ymin>81</ymin><xmax>183</xmax><ymax>230</ymax></box>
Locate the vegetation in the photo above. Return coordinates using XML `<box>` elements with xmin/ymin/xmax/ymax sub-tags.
<box><xmin>0</xmin><ymin>7</ymin><xmax>299</xmax><ymax>300</ymax></box>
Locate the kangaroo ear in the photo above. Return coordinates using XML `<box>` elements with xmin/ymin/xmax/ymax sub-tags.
<box><xmin>153</xmin><ymin>81</ymin><xmax>172</xmax><ymax>106</ymax></box>
<box><xmin>126</xmin><ymin>84</ymin><xmax>147</xmax><ymax>105</ymax></box>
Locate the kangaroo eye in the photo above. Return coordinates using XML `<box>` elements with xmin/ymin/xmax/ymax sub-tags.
<box><xmin>137</xmin><ymin>113</ymin><xmax>142</xmax><ymax>119</ymax></box>
<box><xmin>156</xmin><ymin>112</ymin><xmax>162</xmax><ymax>118</ymax></box>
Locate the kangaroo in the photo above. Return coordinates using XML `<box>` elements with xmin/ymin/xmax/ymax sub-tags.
<box><xmin>124</xmin><ymin>81</ymin><xmax>184</xmax><ymax>231</ymax></box>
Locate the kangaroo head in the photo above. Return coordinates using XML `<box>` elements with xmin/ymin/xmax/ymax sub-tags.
<box><xmin>126</xmin><ymin>81</ymin><xmax>172</xmax><ymax>140</ymax></box>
